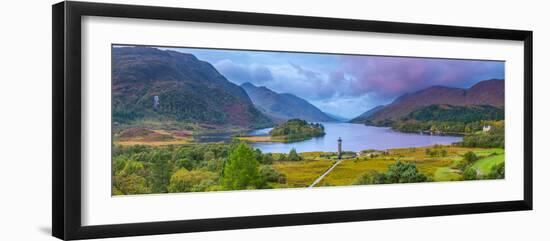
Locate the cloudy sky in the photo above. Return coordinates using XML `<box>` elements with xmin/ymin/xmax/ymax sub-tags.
<box><xmin>162</xmin><ymin>47</ymin><xmax>504</xmax><ymax>119</ymax></box>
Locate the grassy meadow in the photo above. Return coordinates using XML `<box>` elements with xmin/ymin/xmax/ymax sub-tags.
<box><xmin>271</xmin><ymin>146</ymin><xmax>504</xmax><ymax>188</ymax></box>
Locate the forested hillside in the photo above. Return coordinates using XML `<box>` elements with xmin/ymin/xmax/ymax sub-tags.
<box><xmin>112</xmin><ymin>47</ymin><xmax>272</xmax><ymax>128</ymax></box>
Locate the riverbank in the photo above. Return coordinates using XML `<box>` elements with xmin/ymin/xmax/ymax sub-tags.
<box><xmin>236</xmin><ymin>136</ymin><xmax>285</xmax><ymax>142</ymax></box>
<box><xmin>236</xmin><ymin>135</ymin><xmax>320</xmax><ymax>143</ymax></box>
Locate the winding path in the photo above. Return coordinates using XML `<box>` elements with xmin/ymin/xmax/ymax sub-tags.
<box><xmin>308</xmin><ymin>159</ymin><xmax>344</xmax><ymax>188</ymax></box>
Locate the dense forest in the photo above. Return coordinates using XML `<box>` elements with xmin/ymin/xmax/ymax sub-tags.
<box><xmin>111</xmin><ymin>141</ymin><xmax>310</xmax><ymax>195</ymax></box>
<box><xmin>374</xmin><ymin>105</ymin><xmax>505</xmax><ymax>148</ymax></box>
<box><xmin>269</xmin><ymin>119</ymin><xmax>325</xmax><ymax>142</ymax></box>
<box><xmin>407</xmin><ymin>104</ymin><xmax>504</xmax><ymax>123</ymax></box>
<box><xmin>459</xmin><ymin>121</ymin><xmax>505</xmax><ymax>148</ymax></box>
<box><xmin>112</xmin><ymin>47</ymin><xmax>272</xmax><ymax>129</ymax></box>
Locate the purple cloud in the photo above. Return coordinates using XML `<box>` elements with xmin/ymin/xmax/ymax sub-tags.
<box><xmin>181</xmin><ymin>46</ymin><xmax>504</xmax><ymax>118</ymax></box>
<box><xmin>214</xmin><ymin>59</ymin><xmax>274</xmax><ymax>84</ymax></box>
<box><xmin>338</xmin><ymin>56</ymin><xmax>504</xmax><ymax>100</ymax></box>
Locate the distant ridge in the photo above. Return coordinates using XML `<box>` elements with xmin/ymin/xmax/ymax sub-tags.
<box><xmin>324</xmin><ymin>112</ymin><xmax>349</xmax><ymax>122</ymax></box>
<box><xmin>241</xmin><ymin>82</ymin><xmax>336</xmax><ymax>123</ymax></box>
<box><xmin>352</xmin><ymin>79</ymin><xmax>504</xmax><ymax>122</ymax></box>
<box><xmin>349</xmin><ymin>105</ymin><xmax>384</xmax><ymax>123</ymax></box>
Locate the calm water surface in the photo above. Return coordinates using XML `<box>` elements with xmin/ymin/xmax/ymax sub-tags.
<box><xmin>248</xmin><ymin>122</ymin><xmax>462</xmax><ymax>153</ymax></box>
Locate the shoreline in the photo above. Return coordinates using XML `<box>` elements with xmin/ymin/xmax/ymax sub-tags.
<box><xmin>357</xmin><ymin>123</ymin><xmax>467</xmax><ymax>137</ymax></box>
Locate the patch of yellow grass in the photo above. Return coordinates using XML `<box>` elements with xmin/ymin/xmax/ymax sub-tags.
<box><xmin>415</xmin><ymin>159</ymin><xmax>455</xmax><ymax>178</ymax></box>
<box><xmin>114</xmin><ymin>128</ymin><xmax>192</xmax><ymax>146</ymax></box>
<box><xmin>273</xmin><ymin>160</ymin><xmax>334</xmax><ymax>187</ymax></box>
<box><xmin>319</xmin><ymin>159</ymin><xmax>396</xmax><ymax>186</ymax></box>
<box><xmin>300</xmin><ymin>152</ymin><xmax>325</xmax><ymax>158</ymax></box>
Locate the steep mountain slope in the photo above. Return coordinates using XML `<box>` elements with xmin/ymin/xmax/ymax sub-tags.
<box><xmin>349</xmin><ymin>105</ymin><xmax>385</xmax><ymax>123</ymax></box>
<box><xmin>112</xmin><ymin>47</ymin><xmax>272</xmax><ymax>128</ymax></box>
<box><xmin>362</xmin><ymin>79</ymin><xmax>504</xmax><ymax>122</ymax></box>
<box><xmin>240</xmin><ymin>82</ymin><xmax>335</xmax><ymax>123</ymax></box>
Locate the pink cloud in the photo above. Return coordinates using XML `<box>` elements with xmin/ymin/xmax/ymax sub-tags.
<box><xmin>338</xmin><ymin>56</ymin><xmax>504</xmax><ymax>100</ymax></box>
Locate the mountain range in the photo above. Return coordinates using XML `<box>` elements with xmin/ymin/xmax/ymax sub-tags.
<box><xmin>112</xmin><ymin>47</ymin><xmax>272</xmax><ymax>128</ymax></box>
<box><xmin>350</xmin><ymin>79</ymin><xmax>504</xmax><ymax>123</ymax></box>
<box><xmin>112</xmin><ymin>47</ymin><xmax>504</xmax><ymax>129</ymax></box>
<box><xmin>241</xmin><ymin>82</ymin><xmax>335</xmax><ymax>123</ymax></box>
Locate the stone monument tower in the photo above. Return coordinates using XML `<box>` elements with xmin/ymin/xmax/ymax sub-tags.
<box><xmin>337</xmin><ymin>137</ymin><xmax>342</xmax><ymax>160</ymax></box>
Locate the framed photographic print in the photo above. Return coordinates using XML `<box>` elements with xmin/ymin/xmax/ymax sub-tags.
<box><xmin>52</xmin><ymin>1</ymin><xmax>533</xmax><ymax>240</ymax></box>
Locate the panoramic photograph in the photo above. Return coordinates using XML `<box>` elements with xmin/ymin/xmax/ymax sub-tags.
<box><xmin>111</xmin><ymin>45</ymin><xmax>505</xmax><ymax>195</ymax></box>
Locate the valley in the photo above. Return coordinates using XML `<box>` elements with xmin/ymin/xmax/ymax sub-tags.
<box><xmin>111</xmin><ymin>46</ymin><xmax>506</xmax><ymax>195</ymax></box>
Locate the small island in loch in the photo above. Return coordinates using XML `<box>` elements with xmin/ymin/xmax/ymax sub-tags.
<box><xmin>111</xmin><ymin>45</ymin><xmax>505</xmax><ymax>195</ymax></box>
<box><xmin>237</xmin><ymin>119</ymin><xmax>325</xmax><ymax>143</ymax></box>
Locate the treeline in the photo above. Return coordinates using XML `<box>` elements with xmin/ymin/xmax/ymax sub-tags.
<box><xmin>370</xmin><ymin>104</ymin><xmax>505</xmax><ymax>148</ymax></box>
<box><xmin>391</xmin><ymin>105</ymin><xmax>504</xmax><ymax>134</ymax></box>
<box><xmin>354</xmin><ymin>161</ymin><xmax>428</xmax><ymax>185</ymax></box>
<box><xmin>112</xmin><ymin>142</ymin><xmax>304</xmax><ymax>195</ymax></box>
<box><xmin>459</xmin><ymin>122</ymin><xmax>504</xmax><ymax>148</ymax></box>
<box><xmin>391</xmin><ymin>119</ymin><xmax>504</xmax><ymax>148</ymax></box>
<box><xmin>392</xmin><ymin>120</ymin><xmax>502</xmax><ymax>134</ymax></box>
<box><xmin>408</xmin><ymin>104</ymin><xmax>504</xmax><ymax>123</ymax></box>
<box><xmin>269</xmin><ymin>119</ymin><xmax>325</xmax><ymax>142</ymax></box>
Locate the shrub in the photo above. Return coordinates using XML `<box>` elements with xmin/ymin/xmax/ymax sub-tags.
<box><xmin>277</xmin><ymin>153</ymin><xmax>287</xmax><ymax>161</ymax></box>
<box><xmin>463</xmin><ymin>168</ymin><xmax>478</xmax><ymax>180</ymax></box>
<box><xmin>203</xmin><ymin>151</ymin><xmax>215</xmax><ymax>162</ymax></box>
<box><xmin>355</xmin><ymin>161</ymin><xmax>428</xmax><ymax>185</ymax></box>
<box><xmin>463</xmin><ymin>151</ymin><xmax>478</xmax><ymax>164</ymax></box>
<box><xmin>112</xmin><ymin>159</ymin><xmax>151</xmax><ymax>195</ymax></box>
<box><xmin>261</xmin><ymin>153</ymin><xmax>274</xmax><ymax>164</ymax></box>
<box><xmin>260</xmin><ymin>165</ymin><xmax>286</xmax><ymax>183</ymax></box>
<box><xmin>167</xmin><ymin>168</ymin><xmax>217</xmax><ymax>193</ymax></box>
<box><xmin>113</xmin><ymin>173</ymin><xmax>151</xmax><ymax>195</ymax></box>
<box><xmin>486</xmin><ymin>162</ymin><xmax>505</xmax><ymax>179</ymax></box>
<box><xmin>288</xmin><ymin>148</ymin><xmax>301</xmax><ymax>161</ymax></box>
<box><xmin>354</xmin><ymin>170</ymin><xmax>386</xmax><ymax>185</ymax></box>
<box><xmin>385</xmin><ymin>161</ymin><xmax>428</xmax><ymax>183</ymax></box>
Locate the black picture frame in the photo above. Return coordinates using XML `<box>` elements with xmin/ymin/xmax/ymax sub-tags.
<box><xmin>52</xmin><ymin>1</ymin><xmax>533</xmax><ymax>240</ymax></box>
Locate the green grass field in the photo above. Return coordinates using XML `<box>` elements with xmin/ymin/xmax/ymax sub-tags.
<box><xmin>272</xmin><ymin>146</ymin><xmax>504</xmax><ymax>187</ymax></box>
<box><xmin>433</xmin><ymin>167</ymin><xmax>463</xmax><ymax>181</ymax></box>
<box><xmin>471</xmin><ymin>154</ymin><xmax>505</xmax><ymax>175</ymax></box>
